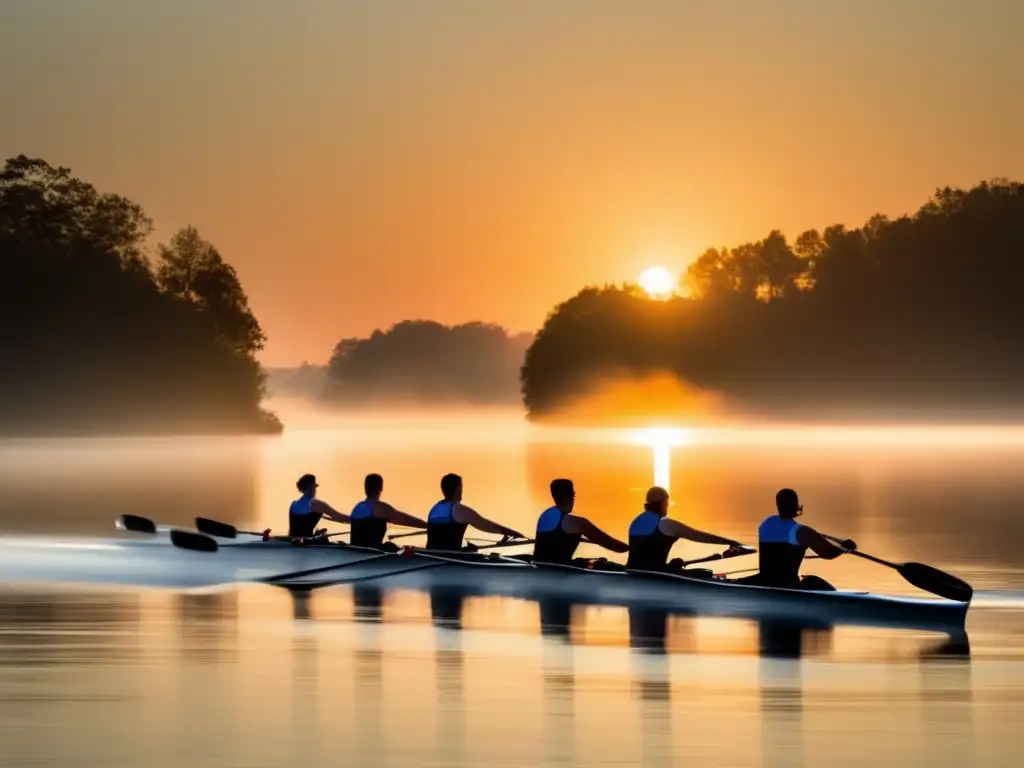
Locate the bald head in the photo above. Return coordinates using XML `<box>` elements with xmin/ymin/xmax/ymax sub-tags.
<box><xmin>644</xmin><ymin>486</ymin><xmax>670</xmax><ymax>515</ymax></box>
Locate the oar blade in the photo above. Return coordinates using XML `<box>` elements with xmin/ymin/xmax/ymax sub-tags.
<box><xmin>116</xmin><ymin>514</ymin><xmax>157</xmax><ymax>534</ymax></box>
<box><xmin>170</xmin><ymin>529</ymin><xmax>219</xmax><ymax>553</ymax></box>
<box><xmin>195</xmin><ymin>517</ymin><xmax>239</xmax><ymax>538</ymax></box>
<box><xmin>897</xmin><ymin>562</ymin><xmax>973</xmax><ymax>603</ymax></box>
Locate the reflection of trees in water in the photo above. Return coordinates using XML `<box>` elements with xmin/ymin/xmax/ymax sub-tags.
<box><xmin>0</xmin><ymin>590</ymin><xmax>139</xmax><ymax>667</ymax></box>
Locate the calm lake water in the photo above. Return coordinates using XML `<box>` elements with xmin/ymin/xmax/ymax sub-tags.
<box><xmin>2</xmin><ymin>407</ymin><xmax>1024</xmax><ymax>766</ymax></box>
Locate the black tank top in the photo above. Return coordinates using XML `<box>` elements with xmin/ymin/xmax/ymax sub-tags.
<box><xmin>350</xmin><ymin>500</ymin><xmax>388</xmax><ymax>549</ymax></box>
<box><xmin>532</xmin><ymin>506</ymin><xmax>583</xmax><ymax>564</ymax></box>
<box><xmin>288</xmin><ymin>510</ymin><xmax>323</xmax><ymax>538</ymax></box>
<box><xmin>626</xmin><ymin>510</ymin><xmax>677</xmax><ymax>570</ymax></box>
<box><xmin>425</xmin><ymin>500</ymin><xmax>468</xmax><ymax>551</ymax></box>
<box><xmin>757</xmin><ymin>516</ymin><xmax>808</xmax><ymax>587</ymax></box>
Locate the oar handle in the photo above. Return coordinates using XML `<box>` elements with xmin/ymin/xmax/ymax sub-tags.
<box><xmin>821</xmin><ymin>533</ymin><xmax>898</xmax><ymax>569</ymax></box>
<box><xmin>388</xmin><ymin>530</ymin><xmax>427</xmax><ymax>540</ymax></box>
<box><xmin>682</xmin><ymin>546</ymin><xmax>755</xmax><ymax>567</ymax></box>
<box><xmin>475</xmin><ymin>538</ymin><xmax>535</xmax><ymax>551</ymax></box>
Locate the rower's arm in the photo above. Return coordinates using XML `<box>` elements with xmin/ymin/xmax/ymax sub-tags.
<box><xmin>453</xmin><ymin>503</ymin><xmax>524</xmax><ymax>539</ymax></box>
<box><xmin>564</xmin><ymin>515</ymin><xmax>628</xmax><ymax>553</ymax></box>
<box><xmin>659</xmin><ymin>518</ymin><xmax>740</xmax><ymax>547</ymax></box>
<box><xmin>796</xmin><ymin>526</ymin><xmax>847</xmax><ymax>559</ymax></box>
<box><xmin>310</xmin><ymin>499</ymin><xmax>352</xmax><ymax>525</ymax></box>
<box><xmin>376</xmin><ymin>501</ymin><xmax>428</xmax><ymax>529</ymax></box>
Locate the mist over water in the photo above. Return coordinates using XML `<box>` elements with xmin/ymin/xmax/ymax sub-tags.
<box><xmin>2</xmin><ymin>407</ymin><xmax>1024</xmax><ymax>765</ymax></box>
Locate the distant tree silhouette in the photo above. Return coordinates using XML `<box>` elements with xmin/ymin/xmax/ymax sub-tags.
<box><xmin>0</xmin><ymin>155</ymin><xmax>280</xmax><ymax>434</ymax></box>
<box><xmin>523</xmin><ymin>179</ymin><xmax>1024</xmax><ymax>421</ymax></box>
<box><xmin>326</xmin><ymin>320</ymin><xmax>532</xmax><ymax>405</ymax></box>
<box><xmin>157</xmin><ymin>226</ymin><xmax>266</xmax><ymax>357</ymax></box>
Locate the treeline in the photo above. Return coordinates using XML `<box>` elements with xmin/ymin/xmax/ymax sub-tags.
<box><xmin>0</xmin><ymin>155</ymin><xmax>280</xmax><ymax>434</ymax></box>
<box><xmin>326</xmin><ymin>320</ymin><xmax>532</xmax><ymax>405</ymax></box>
<box><xmin>523</xmin><ymin>179</ymin><xmax>1024</xmax><ymax>420</ymax></box>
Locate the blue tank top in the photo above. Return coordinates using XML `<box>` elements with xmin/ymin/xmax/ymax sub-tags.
<box><xmin>536</xmin><ymin>506</ymin><xmax>564</xmax><ymax>533</ymax></box>
<box><xmin>758</xmin><ymin>515</ymin><xmax>803</xmax><ymax>545</ymax></box>
<box><xmin>351</xmin><ymin>500</ymin><xmax>374</xmax><ymax>519</ymax></box>
<box><xmin>428</xmin><ymin>501</ymin><xmax>455</xmax><ymax>524</ymax></box>
<box><xmin>628</xmin><ymin>510</ymin><xmax>662</xmax><ymax>537</ymax></box>
<box><xmin>290</xmin><ymin>495</ymin><xmax>314</xmax><ymax>515</ymax></box>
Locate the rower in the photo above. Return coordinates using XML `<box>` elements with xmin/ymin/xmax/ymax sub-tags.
<box><xmin>426</xmin><ymin>473</ymin><xmax>524</xmax><ymax>551</ymax></box>
<box><xmin>533</xmin><ymin>478</ymin><xmax>628</xmax><ymax>565</ymax></box>
<box><xmin>349</xmin><ymin>473</ymin><xmax>429</xmax><ymax>549</ymax></box>
<box><xmin>742</xmin><ymin>488</ymin><xmax>856</xmax><ymax>590</ymax></box>
<box><xmin>626</xmin><ymin>486</ymin><xmax>745</xmax><ymax>571</ymax></box>
<box><xmin>289</xmin><ymin>473</ymin><xmax>351</xmax><ymax>539</ymax></box>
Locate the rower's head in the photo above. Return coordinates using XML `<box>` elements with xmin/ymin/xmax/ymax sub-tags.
<box><xmin>644</xmin><ymin>486</ymin><xmax>670</xmax><ymax>517</ymax></box>
<box><xmin>440</xmin><ymin>473</ymin><xmax>463</xmax><ymax>502</ymax></box>
<box><xmin>776</xmin><ymin>488</ymin><xmax>802</xmax><ymax>518</ymax></box>
<box><xmin>296</xmin><ymin>473</ymin><xmax>318</xmax><ymax>497</ymax></box>
<box><xmin>550</xmin><ymin>478</ymin><xmax>575</xmax><ymax>511</ymax></box>
<box><xmin>364</xmin><ymin>473</ymin><xmax>383</xmax><ymax>499</ymax></box>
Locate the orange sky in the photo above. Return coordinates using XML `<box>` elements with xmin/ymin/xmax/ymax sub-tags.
<box><xmin>1</xmin><ymin>0</ymin><xmax>1021</xmax><ymax>365</ymax></box>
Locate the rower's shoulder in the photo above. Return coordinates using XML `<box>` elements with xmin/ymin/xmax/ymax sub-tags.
<box><xmin>451</xmin><ymin>500</ymin><xmax>477</xmax><ymax>518</ymax></box>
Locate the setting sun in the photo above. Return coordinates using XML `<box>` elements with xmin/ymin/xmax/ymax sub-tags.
<box><xmin>638</xmin><ymin>266</ymin><xmax>676</xmax><ymax>298</ymax></box>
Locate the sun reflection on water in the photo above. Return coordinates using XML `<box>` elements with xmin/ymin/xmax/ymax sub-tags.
<box><xmin>627</xmin><ymin>428</ymin><xmax>692</xmax><ymax>491</ymax></box>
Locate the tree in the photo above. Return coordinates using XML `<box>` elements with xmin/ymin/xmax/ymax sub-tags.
<box><xmin>0</xmin><ymin>155</ymin><xmax>279</xmax><ymax>435</ymax></box>
<box><xmin>0</xmin><ymin>154</ymin><xmax>152</xmax><ymax>270</ymax></box>
<box><xmin>157</xmin><ymin>226</ymin><xmax>266</xmax><ymax>356</ymax></box>
<box><xmin>325</xmin><ymin>320</ymin><xmax>532</xmax><ymax>405</ymax></box>
<box><xmin>522</xmin><ymin>178</ymin><xmax>1024</xmax><ymax>421</ymax></box>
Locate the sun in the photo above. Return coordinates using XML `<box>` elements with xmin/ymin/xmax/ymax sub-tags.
<box><xmin>638</xmin><ymin>265</ymin><xmax>676</xmax><ymax>298</ymax></box>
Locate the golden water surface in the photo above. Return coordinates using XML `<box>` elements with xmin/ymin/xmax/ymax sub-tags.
<box><xmin>1</xmin><ymin>408</ymin><xmax>1023</xmax><ymax>766</ymax></box>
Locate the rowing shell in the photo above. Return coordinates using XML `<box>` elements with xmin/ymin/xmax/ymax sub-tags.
<box><xmin>192</xmin><ymin>536</ymin><xmax>970</xmax><ymax>635</ymax></box>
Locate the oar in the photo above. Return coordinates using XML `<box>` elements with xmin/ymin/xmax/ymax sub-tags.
<box><xmin>461</xmin><ymin>537</ymin><xmax>535</xmax><ymax>551</ymax></box>
<box><xmin>263</xmin><ymin>553</ymin><xmax>401</xmax><ymax>583</ymax></box>
<box><xmin>195</xmin><ymin>517</ymin><xmax>271</xmax><ymax>539</ymax></box>
<box><xmin>116</xmin><ymin>514</ymin><xmax>159</xmax><ymax>534</ymax></box>
<box><xmin>822</xmin><ymin>534</ymin><xmax>973</xmax><ymax>603</ymax></box>
<box><xmin>681</xmin><ymin>546</ymin><xmax>756</xmax><ymax>568</ymax></box>
<box><xmin>478</xmin><ymin>537</ymin><xmax>535</xmax><ymax>551</ymax></box>
<box><xmin>387</xmin><ymin>530</ymin><xmax>427</xmax><ymax>541</ymax></box>
<box><xmin>195</xmin><ymin>517</ymin><xmax>349</xmax><ymax>543</ymax></box>
<box><xmin>170</xmin><ymin>529</ymin><xmax>220</xmax><ymax>553</ymax></box>
<box><xmin>171</xmin><ymin>527</ymin><xmax>402</xmax><ymax>582</ymax></box>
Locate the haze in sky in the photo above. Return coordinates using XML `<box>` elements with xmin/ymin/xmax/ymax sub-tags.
<box><xmin>1</xmin><ymin>0</ymin><xmax>1020</xmax><ymax>365</ymax></box>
